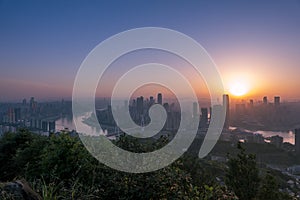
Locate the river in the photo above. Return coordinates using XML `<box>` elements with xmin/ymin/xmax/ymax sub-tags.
<box><xmin>254</xmin><ymin>130</ymin><xmax>295</xmax><ymax>145</ymax></box>
<box><xmin>55</xmin><ymin>116</ymin><xmax>295</xmax><ymax>144</ymax></box>
<box><xmin>55</xmin><ymin>116</ymin><xmax>76</xmax><ymax>131</ymax></box>
<box><xmin>55</xmin><ymin>114</ymin><xmax>114</xmax><ymax>138</ymax></box>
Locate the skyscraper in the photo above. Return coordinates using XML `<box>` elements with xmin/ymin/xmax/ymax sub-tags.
<box><xmin>263</xmin><ymin>96</ymin><xmax>268</xmax><ymax>105</ymax></box>
<box><xmin>8</xmin><ymin>108</ymin><xmax>15</xmax><ymax>123</ymax></box>
<box><xmin>274</xmin><ymin>96</ymin><xmax>280</xmax><ymax>106</ymax></box>
<box><xmin>149</xmin><ymin>96</ymin><xmax>154</xmax><ymax>105</ymax></box>
<box><xmin>42</xmin><ymin>121</ymin><xmax>48</xmax><ymax>132</ymax></box>
<box><xmin>295</xmin><ymin>128</ymin><xmax>300</xmax><ymax>154</ymax></box>
<box><xmin>249</xmin><ymin>99</ymin><xmax>254</xmax><ymax>108</ymax></box>
<box><xmin>136</xmin><ymin>96</ymin><xmax>144</xmax><ymax>115</ymax></box>
<box><xmin>14</xmin><ymin>108</ymin><xmax>21</xmax><ymax>122</ymax></box>
<box><xmin>22</xmin><ymin>98</ymin><xmax>26</xmax><ymax>105</ymax></box>
<box><xmin>200</xmin><ymin>107</ymin><xmax>208</xmax><ymax>127</ymax></box>
<box><xmin>49</xmin><ymin>121</ymin><xmax>56</xmax><ymax>133</ymax></box>
<box><xmin>223</xmin><ymin>94</ymin><xmax>230</xmax><ymax>129</ymax></box>
<box><xmin>193</xmin><ymin>102</ymin><xmax>198</xmax><ymax>118</ymax></box>
<box><xmin>157</xmin><ymin>93</ymin><xmax>162</xmax><ymax>105</ymax></box>
<box><xmin>163</xmin><ymin>102</ymin><xmax>169</xmax><ymax>112</ymax></box>
<box><xmin>29</xmin><ymin>97</ymin><xmax>37</xmax><ymax>112</ymax></box>
<box><xmin>235</xmin><ymin>103</ymin><xmax>246</xmax><ymax>116</ymax></box>
<box><xmin>30</xmin><ymin>97</ymin><xmax>34</xmax><ymax>108</ymax></box>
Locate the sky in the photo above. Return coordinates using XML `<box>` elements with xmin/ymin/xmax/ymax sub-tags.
<box><xmin>0</xmin><ymin>0</ymin><xmax>300</xmax><ymax>102</ymax></box>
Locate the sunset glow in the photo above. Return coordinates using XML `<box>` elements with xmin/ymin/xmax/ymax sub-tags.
<box><xmin>0</xmin><ymin>1</ymin><xmax>300</xmax><ymax>102</ymax></box>
<box><xmin>228</xmin><ymin>78</ymin><xmax>250</xmax><ymax>97</ymax></box>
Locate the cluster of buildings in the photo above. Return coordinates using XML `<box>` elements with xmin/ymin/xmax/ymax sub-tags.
<box><xmin>97</xmin><ymin>93</ymin><xmax>182</xmax><ymax>131</ymax></box>
<box><xmin>0</xmin><ymin>97</ymin><xmax>72</xmax><ymax>135</ymax></box>
<box><xmin>233</xmin><ymin>96</ymin><xmax>281</xmax><ymax>119</ymax></box>
<box><xmin>96</xmin><ymin>93</ymin><xmax>230</xmax><ymax>135</ymax></box>
<box><xmin>222</xmin><ymin>94</ymin><xmax>300</xmax><ymax>155</ymax></box>
<box><xmin>295</xmin><ymin>128</ymin><xmax>300</xmax><ymax>154</ymax></box>
<box><xmin>3</xmin><ymin>94</ymin><xmax>300</xmax><ymax>156</ymax></box>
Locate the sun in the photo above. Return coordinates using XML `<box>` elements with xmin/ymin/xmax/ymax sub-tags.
<box><xmin>228</xmin><ymin>80</ymin><xmax>250</xmax><ymax>97</ymax></box>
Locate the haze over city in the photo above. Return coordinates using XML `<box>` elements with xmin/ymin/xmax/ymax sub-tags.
<box><xmin>2</xmin><ymin>1</ymin><xmax>300</xmax><ymax>199</ymax></box>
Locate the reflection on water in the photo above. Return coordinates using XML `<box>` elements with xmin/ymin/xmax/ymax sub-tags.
<box><xmin>230</xmin><ymin>126</ymin><xmax>295</xmax><ymax>144</ymax></box>
<box><xmin>255</xmin><ymin>130</ymin><xmax>295</xmax><ymax>145</ymax></box>
<box><xmin>55</xmin><ymin>116</ymin><xmax>76</xmax><ymax>131</ymax></box>
<box><xmin>56</xmin><ymin>117</ymin><xmax>295</xmax><ymax>144</ymax></box>
<box><xmin>73</xmin><ymin>112</ymin><xmax>103</xmax><ymax>136</ymax></box>
<box><xmin>56</xmin><ymin>113</ymin><xmax>114</xmax><ymax>139</ymax></box>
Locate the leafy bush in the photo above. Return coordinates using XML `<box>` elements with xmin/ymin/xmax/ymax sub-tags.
<box><xmin>0</xmin><ymin>130</ymin><xmax>271</xmax><ymax>199</ymax></box>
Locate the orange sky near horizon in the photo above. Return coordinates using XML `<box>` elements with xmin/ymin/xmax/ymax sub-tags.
<box><xmin>93</xmin><ymin>45</ymin><xmax>300</xmax><ymax>103</ymax></box>
<box><xmin>1</xmin><ymin>1</ymin><xmax>300</xmax><ymax>103</ymax></box>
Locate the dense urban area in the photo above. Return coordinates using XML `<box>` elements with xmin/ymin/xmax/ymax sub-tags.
<box><xmin>1</xmin><ymin>94</ymin><xmax>300</xmax><ymax>199</ymax></box>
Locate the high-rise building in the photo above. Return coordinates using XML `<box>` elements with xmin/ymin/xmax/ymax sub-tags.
<box><xmin>263</xmin><ymin>96</ymin><xmax>268</xmax><ymax>105</ymax></box>
<box><xmin>157</xmin><ymin>93</ymin><xmax>162</xmax><ymax>105</ymax></box>
<box><xmin>42</xmin><ymin>121</ymin><xmax>48</xmax><ymax>132</ymax></box>
<box><xmin>235</xmin><ymin>103</ymin><xmax>246</xmax><ymax>116</ymax></box>
<box><xmin>274</xmin><ymin>96</ymin><xmax>280</xmax><ymax>106</ymax></box>
<box><xmin>30</xmin><ymin>97</ymin><xmax>34</xmax><ymax>108</ymax></box>
<box><xmin>249</xmin><ymin>99</ymin><xmax>254</xmax><ymax>108</ymax></box>
<box><xmin>136</xmin><ymin>96</ymin><xmax>144</xmax><ymax>115</ymax></box>
<box><xmin>193</xmin><ymin>102</ymin><xmax>198</xmax><ymax>118</ymax></box>
<box><xmin>29</xmin><ymin>97</ymin><xmax>37</xmax><ymax>112</ymax></box>
<box><xmin>8</xmin><ymin>108</ymin><xmax>15</xmax><ymax>123</ymax></box>
<box><xmin>49</xmin><ymin>121</ymin><xmax>56</xmax><ymax>133</ymax></box>
<box><xmin>295</xmin><ymin>128</ymin><xmax>300</xmax><ymax>154</ymax></box>
<box><xmin>37</xmin><ymin>119</ymin><xmax>42</xmax><ymax>129</ymax></box>
<box><xmin>223</xmin><ymin>94</ymin><xmax>230</xmax><ymax>129</ymax></box>
<box><xmin>200</xmin><ymin>107</ymin><xmax>208</xmax><ymax>127</ymax></box>
<box><xmin>210</xmin><ymin>104</ymin><xmax>223</xmax><ymax>127</ymax></box>
<box><xmin>163</xmin><ymin>103</ymin><xmax>169</xmax><ymax>112</ymax></box>
<box><xmin>149</xmin><ymin>96</ymin><xmax>154</xmax><ymax>106</ymax></box>
<box><xmin>22</xmin><ymin>98</ymin><xmax>26</xmax><ymax>105</ymax></box>
<box><xmin>14</xmin><ymin>108</ymin><xmax>21</xmax><ymax>122</ymax></box>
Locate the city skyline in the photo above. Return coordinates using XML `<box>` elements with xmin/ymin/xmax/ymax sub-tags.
<box><xmin>0</xmin><ymin>1</ymin><xmax>300</xmax><ymax>101</ymax></box>
<box><xmin>2</xmin><ymin>1</ymin><xmax>300</xmax><ymax>197</ymax></box>
<box><xmin>2</xmin><ymin>91</ymin><xmax>300</xmax><ymax>143</ymax></box>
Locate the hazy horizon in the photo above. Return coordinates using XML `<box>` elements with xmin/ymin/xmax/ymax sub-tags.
<box><xmin>1</xmin><ymin>0</ymin><xmax>300</xmax><ymax>102</ymax></box>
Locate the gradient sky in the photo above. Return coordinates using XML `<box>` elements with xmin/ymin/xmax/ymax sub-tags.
<box><xmin>0</xmin><ymin>0</ymin><xmax>300</xmax><ymax>102</ymax></box>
